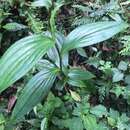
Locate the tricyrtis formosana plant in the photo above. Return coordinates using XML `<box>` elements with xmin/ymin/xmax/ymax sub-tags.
<box><xmin>0</xmin><ymin>0</ymin><xmax>128</xmax><ymax>122</ymax></box>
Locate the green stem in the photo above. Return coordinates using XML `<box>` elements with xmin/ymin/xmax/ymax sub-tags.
<box><xmin>49</xmin><ymin>3</ymin><xmax>63</xmax><ymax>72</ymax></box>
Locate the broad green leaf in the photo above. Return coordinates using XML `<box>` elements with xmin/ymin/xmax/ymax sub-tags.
<box><xmin>69</xmin><ymin>117</ymin><xmax>83</xmax><ymax>130</ymax></box>
<box><xmin>73</xmin><ymin>103</ymin><xmax>90</xmax><ymax>116</ymax></box>
<box><xmin>125</xmin><ymin>75</ymin><xmax>130</xmax><ymax>84</ymax></box>
<box><xmin>90</xmin><ymin>105</ymin><xmax>108</xmax><ymax>118</ymax></box>
<box><xmin>82</xmin><ymin>114</ymin><xmax>98</xmax><ymax>130</ymax></box>
<box><xmin>77</xmin><ymin>48</ymin><xmax>87</xmax><ymax>57</ymax></box>
<box><xmin>67</xmin><ymin>79</ymin><xmax>86</xmax><ymax>88</ymax></box>
<box><xmin>120</xmin><ymin>113</ymin><xmax>129</xmax><ymax>123</ymax></box>
<box><xmin>3</xmin><ymin>22</ymin><xmax>27</xmax><ymax>31</ymax></box>
<box><xmin>118</xmin><ymin>61</ymin><xmax>128</xmax><ymax>71</ymax></box>
<box><xmin>36</xmin><ymin>59</ymin><xmax>55</xmax><ymax>71</ymax></box>
<box><xmin>110</xmin><ymin>86</ymin><xmax>125</xmax><ymax>98</ymax></box>
<box><xmin>82</xmin><ymin>114</ymin><xmax>106</xmax><ymax>130</ymax></box>
<box><xmin>61</xmin><ymin>21</ymin><xmax>128</xmax><ymax>54</ymax></box>
<box><xmin>112</xmin><ymin>68</ymin><xmax>124</xmax><ymax>82</ymax></box>
<box><xmin>87</xmin><ymin>57</ymin><xmax>100</xmax><ymax>68</ymax></box>
<box><xmin>47</xmin><ymin>32</ymin><xmax>68</xmax><ymax>67</ymax></box>
<box><xmin>52</xmin><ymin>117</ymin><xmax>83</xmax><ymax>130</ymax></box>
<box><xmin>0</xmin><ymin>34</ymin><xmax>54</xmax><ymax>93</ymax></box>
<box><xmin>31</xmin><ymin>0</ymin><xmax>52</xmax><ymax>9</ymax></box>
<box><xmin>68</xmin><ymin>68</ymin><xmax>95</xmax><ymax>80</ymax></box>
<box><xmin>109</xmin><ymin>109</ymin><xmax>120</xmax><ymax>120</ymax></box>
<box><xmin>39</xmin><ymin>92</ymin><xmax>63</xmax><ymax>118</ymax></box>
<box><xmin>12</xmin><ymin>67</ymin><xmax>59</xmax><ymax>121</ymax></box>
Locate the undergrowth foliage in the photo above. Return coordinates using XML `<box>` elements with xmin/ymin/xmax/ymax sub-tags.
<box><xmin>0</xmin><ymin>0</ymin><xmax>130</xmax><ymax>130</ymax></box>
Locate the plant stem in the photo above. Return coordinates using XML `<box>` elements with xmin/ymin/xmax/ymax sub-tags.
<box><xmin>49</xmin><ymin>3</ymin><xmax>63</xmax><ymax>72</ymax></box>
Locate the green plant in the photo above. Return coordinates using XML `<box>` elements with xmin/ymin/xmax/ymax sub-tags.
<box><xmin>120</xmin><ymin>36</ymin><xmax>130</xmax><ymax>55</ymax></box>
<box><xmin>0</xmin><ymin>0</ymin><xmax>128</xmax><ymax>125</ymax></box>
<box><xmin>72</xmin><ymin>0</ymin><xmax>123</xmax><ymax>26</ymax></box>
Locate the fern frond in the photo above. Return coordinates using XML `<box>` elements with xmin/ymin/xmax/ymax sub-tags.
<box><xmin>120</xmin><ymin>36</ymin><xmax>130</xmax><ymax>56</ymax></box>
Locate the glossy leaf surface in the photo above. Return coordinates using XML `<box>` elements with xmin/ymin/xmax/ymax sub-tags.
<box><xmin>31</xmin><ymin>0</ymin><xmax>52</xmax><ymax>9</ymax></box>
<box><xmin>0</xmin><ymin>34</ymin><xmax>54</xmax><ymax>93</ymax></box>
<box><xmin>12</xmin><ymin>66</ymin><xmax>59</xmax><ymax>120</ymax></box>
<box><xmin>62</xmin><ymin>21</ymin><xmax>128</xmax><ymax>54</ymax></box>
<box><xmin>68</xmin><ymin>68</ymin><xmax>95</xmax><ymax>80</ymax></box>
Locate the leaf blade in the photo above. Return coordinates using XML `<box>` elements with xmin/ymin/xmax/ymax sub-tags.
<box><xmin>11</xmin><ymin>66</ymin><xmax>59</xmax><ymax>121</ymax></box>
<box><xmin>31</xmin><ymin>0</ymin><xmax>52</xmax><ymax>9</ymax></box>
<box><xmin>68</xmin><ymin>68</ymin><xmax>95</xmax><ymax>80</ymax></box>
<box><xmin>62</xmin><ymin>21</ymin><xmax>128</xmax><ymax>54</ymax></box>
<box><xmin>3</xmin><ymin>22</ymin><xmax>27</xmax><ymax>31</ymax></box>
<box><xmin>0</xmin><ymin>34</ymin><xmax>54</xmax><ymax>93</ymax></box>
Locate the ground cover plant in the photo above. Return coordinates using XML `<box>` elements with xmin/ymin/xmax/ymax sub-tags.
<box><xmin>0</xmin><ymin>0</ymin><xmax>130</xmax><ymax>130</ymax></box>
